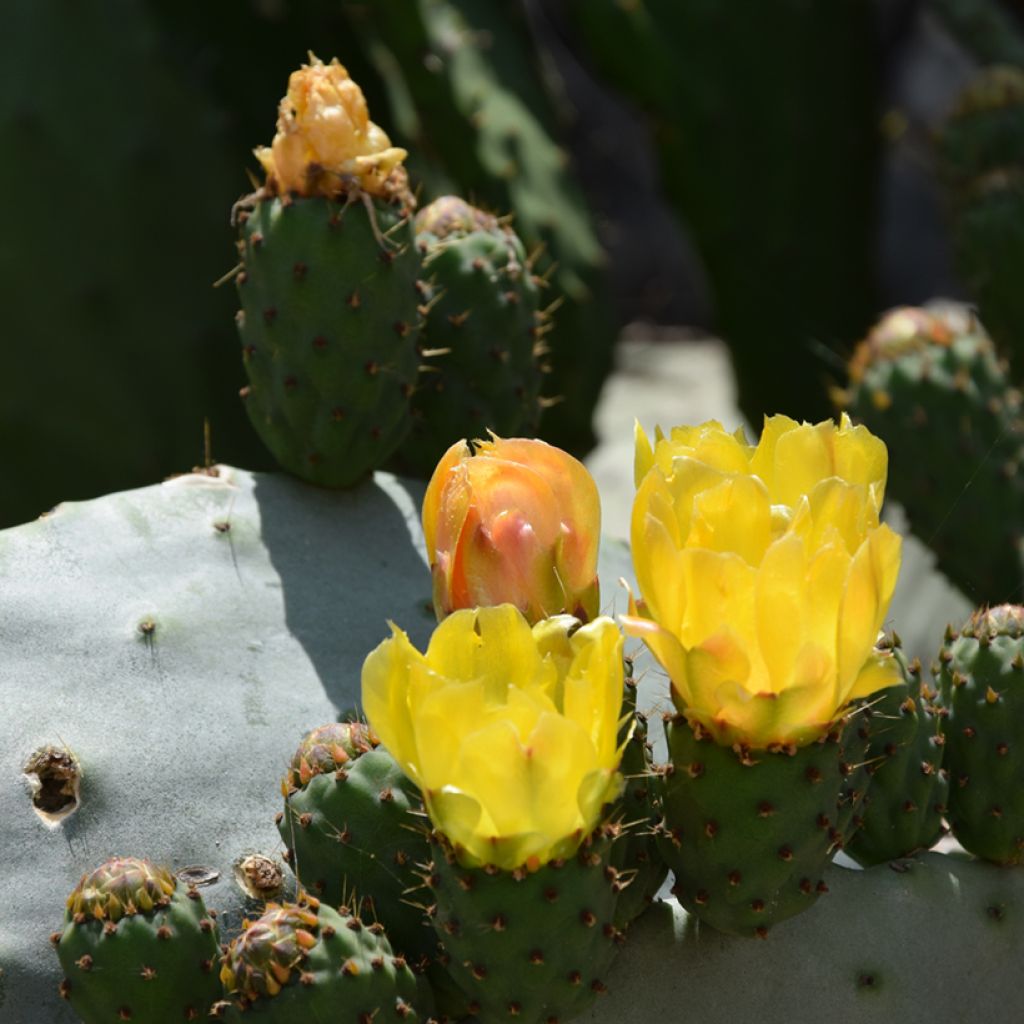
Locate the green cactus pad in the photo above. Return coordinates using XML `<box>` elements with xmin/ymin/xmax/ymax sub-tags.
<box><xmin>844</xmin><ymin>304</ymin><xmax>1024</xmax><ymax>602</ymax></box>
<box><xmin>54</xmin><ymin>857</ymin><xmax>221</xmax><ymax>1023</ymax></box>
<box><xmin>427</xmin><ymin>829</ymin><xmax>622</xmax><ymax>1023</ymax></box>
<box><xmin>846</xmin><ymin>644</ymin><xmax>948</xmax><ymax>867</ymax></box>
<box><xmin>936</xmin><ymin>605</ymin><xmax>1024</xmax><ymax>863</ymax></box>
<box><xmin>658</xmin><ymin>715</ymin><xmax>865</xmax><ymax>937</ymax></box>
<box><xmin>396</xmin><ymin>196</ymin><xmax>544</xmax><ymax>475</ymax></box>
<box><xmin>609</xmin><ymin>673</ymin><xmax>667</xmax><ymax>929</ymax></box>
<box><xmin>236</xmin><ymin>193</ymin><xmax>421</xmax><ymax>487</ymax></box>
<box><xmin>589</xmin><ymin>852</ymin><xmax>1024</xmax><ymax>1021</ymax></box>
<box><xmin>213</xmin><ymin>897</ymin><xmax>420</xmax><ymax>1021</ymax></box>
<box><xmin>277</xmin><ymin>725</ymin><xmax>435</xmax><ymax>968</ymax></box>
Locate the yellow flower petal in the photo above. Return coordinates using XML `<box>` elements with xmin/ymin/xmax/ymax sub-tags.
<box><xmin>634</xmin><ymin>419</ymin><xmax>655</xmax><ymax>487</ymax></box>
<box><xmin>846</xmin><ymin>646</ymin><xmax>903</xmax><ymax>701</ymax></box>
<box><xmin>360</xmin><ymin>623</ymin><xmax>425</xmax><ymax>782</ymax></box>
<box><xmin>362</xmin><ymin>605</ymin><xmax>624</xmax><ymax>868</ymax></box>
<box><xmin>628</xmin><ymin>414</ymin><xmax>903</xmax><ymax>748</ymax></box>
<box><xmin>425</xmin><ymin>606</ymin><xmax>542</xmax><ymax>703</ymax></box>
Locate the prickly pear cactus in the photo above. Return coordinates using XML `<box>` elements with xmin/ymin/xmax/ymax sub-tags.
<box><xmin>53</xmin><ymin>857</ymin><xmax>221</xmax><ymax>1023</ymax></box>
<box><xmin>576</xmin><ymin>852</ymin><xmax>1024</xmax><ymax>1021</ymax></box>
<box><xmin>5</xmin><ymin>465</ymin><xmax>1024</xmax><ymax>1021</ymax></box>
<box><xmin>427</xmin><ymin>829</ymin><xmax>622</xmax><ymax>1023</ymax></box>
<box><xmin>341</xmin><ymin>0</ymin><xmax>616</xmax><ymax>453</ymax></box>
<box><xmin>846</xmin><ymin>643</ymin><xmax>949</xmax><ymax>867</ymax></box>
<box><xmin>657</xmin><ymin>715</ymin><xmax>861</xmax><ymax>937</ymax></box>
<box><xmin>936</xmin><ymin>604</ymin><xmax>1024</xmax><ymax>864</ymax></box>
<box><xmin>233</xmin><ymin>55</ymin><xmax>425</xmax><ymax>488</ymax></box>
<box><xmin>235</xmin><ymin>195</ymin><xmax>421</xmax><ymax>488</ymax></box>
<box><xmin>213</xmin><ymin>896</ymin><xmax>421</xmax><ymax>1021</ymax></box>
<box><xmin>843</xmin><ymin>304</ymin><xmax>1024</xmax><ymax>603</ymax></box>
<box><xmin>397</xmin><ymin>196</ymin><xmax>545</xmax><ymax>476</ymax></box>
<box><xmin>277</xmin><ymin>723</ymin><xmax>436</xmax><ymax>967</ymax></box>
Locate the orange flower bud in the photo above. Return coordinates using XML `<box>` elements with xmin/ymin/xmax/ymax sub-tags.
<box><xmin>422</xmin><ymin>436</ymin><xmax>601</xmax><ymax>624</ymax></box>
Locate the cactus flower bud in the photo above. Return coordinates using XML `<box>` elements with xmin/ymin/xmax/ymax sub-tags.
<box><xmin>255</xmin><ymin>54</ymin><xmax>408</xmax><ymax>199</ymax></box>
<box><xmin>422</xmin><ymin>436</ymin><xmax>601</xmax><ymax>624</ymax></box>
<box><xmin>362</xmin><ymin>605</ymin><xmax>624</xmax><ymax>869</ymax></box>
<box><xmin>624</xmin><ymin>414</ymin><xmax>903</xmax><ymax>749</ymax></box>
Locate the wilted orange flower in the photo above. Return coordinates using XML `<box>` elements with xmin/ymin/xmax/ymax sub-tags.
<box><xmin>255</xmin><ymin>54</ymin><xmax>407</xmax><ymax>198</ymax></box>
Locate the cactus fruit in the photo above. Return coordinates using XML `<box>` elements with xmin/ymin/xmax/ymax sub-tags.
<box><xmin>53</xmin><ymin>857</ymin><xmax>221</xmax><ymax>1023</ymax></box>
<box><xmin>845</xmin><ymin>642</ymin><xmax>949</xmax><ymax>867</ymax></box>
<box><xmin>276</xmin><ymin>723</ymin><xmax>436</xmax><ymax>967</ymax></box>
<box><xmin>937</xmin><ymin>67</ymin><xmax>1024</xmax><ymax>367</ymax></box>
<box><xmin>657</xmin><ymin>715</ymin><xmax>865</xmax><ymax>937</ymax></box>
<box><xmin>426</xmin><ymin>828</ymin><xmax>622</xmax><ymax>1023</ymax></box>
<box><xmin>235</xmin><ymin>56</ymin><xmax>422</xmax><ymax>487</ymax></box>
<box><xmin>844</xmin><ymin>304</ymin><xmax>1024</xmax><ymax>602</ymax></box>
<box><xmin>396</xmin><ymin>196</ymin><xmax>545</xmax><ymax>476</ymax></box>
<box><xmin>935</xmin><ymin>604</ymin><xmax>1024</xmax><ymax>864</ymax></box>
<box><xmin>609</xmin><ymin>671</ymin><xmax>667</xmax><ymax>928</ymax></box>
<box><xmin>213</xmin><ymin>895</ymin><xmax>421</xmax><ymax>1021</ymax></box>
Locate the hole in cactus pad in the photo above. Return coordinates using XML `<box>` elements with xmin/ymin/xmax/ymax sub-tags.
<box><xmin>22</xmin><ymin>746</ymin><xmax>81</xmax><ymax>825</ymax></box>
<box><xmin>234</xmin><ymin>854</ymin><xmax>284</xmax><ymax>900</ymax></box>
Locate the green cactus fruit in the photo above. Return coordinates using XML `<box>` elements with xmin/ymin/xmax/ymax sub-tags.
<box><xmin>937</xmin><ymin>68</ymin><xmax>1024</xmax><ymax>365</ymax></box>
<box><xmin>235</xmin><ymin>190</ymin><xmax>422</xmax><ymax>488</ymax></box>
<box><xmin>845</xmin><ymin>642</ymin><xmax>949</xmax><ymax>867</ymax></box>
<box><xmin>212</xmin><ymin>895</ymin><xmax>421</xmax><ymax>1021</ymax></box>
<box><xmin>276</xmin><ymin>723</ymin><xmax>436</xmax><ymax>969</ymax></box>
<box><xmin>427</xmin><ymin>829</ymin><xmax>623</xmax><ymax>1023</ymax></box>
<box><xmin>53</xmin><ymin>857</ymin><xmax>221</xmax><ymax>1023</ymax></box>
<box><xmin>609</xmin><ymin>671</ymin><xmax>667</xmax><ymax>929</ymax></box>
<box><xmin>657</xmin><ymin>715</ymin><xmax>866</xmax><ymax>937</ymax></box>
<box><xmin>395</xmin><ymin>196</ymin><xmax>545</xmax><ymax>476</ymax></box>
<box><xmin>935</xmin><ymin>604</ymin><xmax>1024</xmax><ymax>864</ymax></box>
<box><xmin>844</xmin><ymin>303</ymin><xmax>1024</xmax><ymax>602</ymax></box>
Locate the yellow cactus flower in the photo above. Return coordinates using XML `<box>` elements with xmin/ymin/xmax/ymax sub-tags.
<box><xmin>624</xmin><ymin>414</ymin><xmax>902</xmax><ymax>750</ymax></box>
<box><xmin>362</xmin><ymin>605</ymin><xmax>625</xmax><ymax>870</ymax></box>
<box><xmin>422</xmin><ymin>436</ymin><xmax>601</xmax><ymax>625</ymax></box>
<box><xmin>255</xmin><ymin>54</ymin><xmax>408</xmax><ymax>199</ymax></box>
